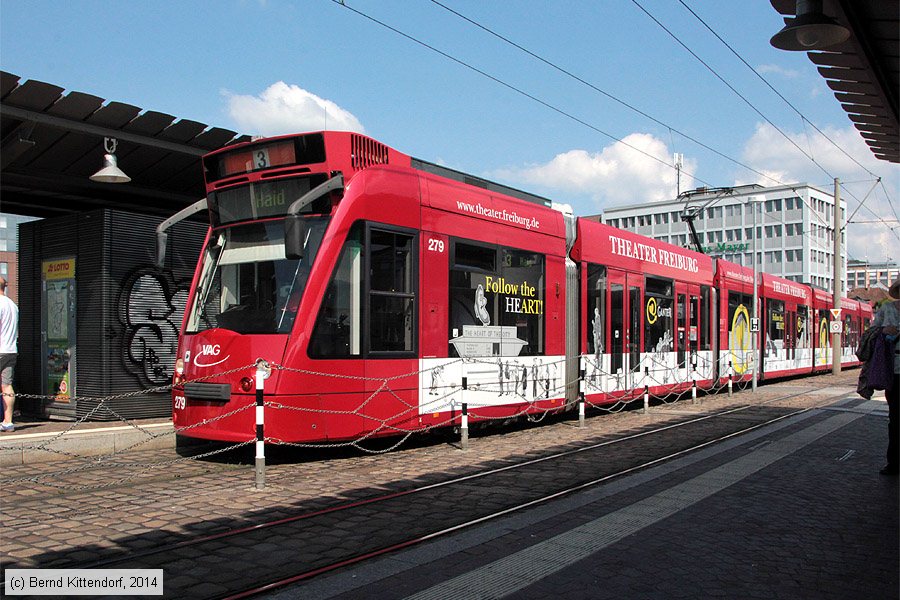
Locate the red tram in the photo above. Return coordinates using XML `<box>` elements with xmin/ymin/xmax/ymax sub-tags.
<box><xmin>162</xmin><ymin>132</ymin><xmax>870</xmax><ymax>444</ymax></box>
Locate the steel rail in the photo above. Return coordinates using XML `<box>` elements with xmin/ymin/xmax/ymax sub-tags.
<box><xmin>225</xmin><ymin>386</ymin><xmax>853</xmax><ymax>599</ymax></box>
<box><xmin>66</xmin><ymin>383</ymin><xmax>845</xmax><ymax>577</ymax></box>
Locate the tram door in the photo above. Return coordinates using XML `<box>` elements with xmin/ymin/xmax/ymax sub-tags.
<box><xmin>675</xmin><ymin>283</ymin><xmax>701</xmax><ymax>375</ymax></box>
<box><xmin>785</xmin><ymin>306</ymin><xmax>796</xmax><ymax>363</ymax></box>
<box><xmin>608</xmin><ymin>271</ymin><xmax>642</xmax><ymax>389</ymax></box>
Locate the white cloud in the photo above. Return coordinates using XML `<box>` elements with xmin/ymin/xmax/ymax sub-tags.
<box><xmin>489</xmin><ymin>133</ymin><xmax>694</xmax><ymax>213</ymax></box>
<box><xmin>223</xmin><ymin>81</ymin><xmax>365</xmax><ymax>136</ymax></box>
<box><xmin>737</xmin><ymin>121</ymin><xmax>900</xmax><ymax>262</ymax></box>
<box><xmin>756</xmin><ymin>64</ymin><xmax>800</xmax><ymax>79</ymax></box>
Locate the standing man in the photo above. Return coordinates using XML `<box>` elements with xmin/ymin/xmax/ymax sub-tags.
<box><xmin>0</xmin><ymin>276</ymin><xmax>18</xmax><ymax>432</ymax></box>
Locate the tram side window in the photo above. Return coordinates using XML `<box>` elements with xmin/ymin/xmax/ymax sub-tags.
<box><xmin>699</xmin><ymin>285</ymin><xmax>711</xmax><ymax>351</ymax></box>
<box><xmin>449</xmin><ymin>240</ymin><xmax>545</xmax><ymax>357</ymax></box>
<box><xmin>767</xmin><ymin>300</ymin><xmax>785</xmax><ymax>356</ymax></box>
<box><xmin>796</xmin><ymin>305</ymin><xmax>810</xmax><ymax>349</ymax></box>
<box><xmin>727</xmin><ymin>291</ymin><xmax>753</xmax><ymax>347</ymax></box>
<box><xmin>369</xmin><ymin>229</ymin><xmax>416</xmax><ymax>353</ymax></box>
<box><xmin>843</xmin><ymin>314</ymin><xmax>857</xmax><ymax>348</ymax></box>
<box><xmin>818</xmin><ymin>309</ymin><xmax>831</xmax><ymax>348</ymax></box>
<box><xmin>644</xmin><ymin>277</ymin><xmax>674</xmax><ymax>353</ymax></box>
<box><xmin>309</xmin><ymin>224</ymin><xmax>364</xmax><ymax>358</ymax></box>
<box><xmin>310</xmin><ymin>223</ymin><xmax>418</xmax><ymax>357</ymax></box>
<box><xmin>587</xmin><ymin>264</ymin><xmax>607</xmax><ymax>356</ymax></box>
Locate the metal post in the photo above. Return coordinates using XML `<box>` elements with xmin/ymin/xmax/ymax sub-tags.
<box><xmin>578</xmin><ymin>368</ymin><xmax>585</xmax><ymax>428</ymax></box>
<box><xmin>752</xmin><ymin>196</ymin><xmax>761</xmax><ymax>393</ymax></box>
<box><xmin>643</xmin><ymin>385</ymin><xmax>649</xmax><ymax>414</ymax></box>
<box><xmin>832</xmin><ymin>178</ymin><xmax>842</xmax><ymax>375</ymax></box>
<box><xmin>460</xmin><ymin>377</ymin><xmax>468</xmax><ymax>450</ymax></box>
<box><xmin>728</xmin><ymin>360</ymin><xmax>733</xmax><ymax>397</ymax></box>
<box><xmin>460</xmin><ymin>403</ymin><xmax>469</xmax><ymax>450</ymax></box>
<box><xmin>692</xmin><ymin>379</ymin><xmax>697</xmax><ymax>404</ymax></box>
<box><xmin>254</xmin><ymin>360</ymin><xmax>268</xmax><ymax>490</ymax></box>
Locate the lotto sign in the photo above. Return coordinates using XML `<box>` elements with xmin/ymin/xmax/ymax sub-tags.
<box><xmin>43</xmin><ymin>258</ymin><xmax>75</xmax><ymax>280</ymax></box>
<box><xmin>829</xmin><ymin>320</ymin><xmax>843</xmax><ymax>334</ymax></box>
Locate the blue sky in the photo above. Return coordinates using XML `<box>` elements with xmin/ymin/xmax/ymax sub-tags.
<box><xmin>2</xmin><ymin>0</ymin><xmax>898</xmax><ymax>262</ymax></box>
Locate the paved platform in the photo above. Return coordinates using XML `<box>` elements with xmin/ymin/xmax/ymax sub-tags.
<box><xmin>1</xmin><ymin>371</ymin><xmax>897</xmax><ymax>599</ymax></box>
<box><xmin>267</xmin><ymin>397</ymin><xmax>899</xmax><ymax>600</ymax></box>
<box><xmin>0</xmin><ymin>416</ymin><xmax>173</xmax><ymax>466</ymax></box>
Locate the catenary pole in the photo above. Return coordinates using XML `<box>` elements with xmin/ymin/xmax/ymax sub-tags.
<box><xmin>833</xmin><ymin>178</ymin><xmax>842</xmax><ymax>375</ymax></box>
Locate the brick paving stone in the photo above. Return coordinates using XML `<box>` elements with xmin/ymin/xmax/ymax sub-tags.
<box><xmin>1</xmin><ymin>371</ymin><xmax>894</xmax><ymax>599</ymax></box>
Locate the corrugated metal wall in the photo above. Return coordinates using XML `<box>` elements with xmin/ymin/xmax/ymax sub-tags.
<box><xmin>18</xmin><ymin>209</ymin><xmax>206</xmax><ymax>420</ymax></box>
<box><xmin>17</xmin><ymin>223</ymin><xmax>41</xmax><ymax>414</ymax></box>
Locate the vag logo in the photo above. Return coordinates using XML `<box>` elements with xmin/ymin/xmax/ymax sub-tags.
<box><xmin>191</xmin><ymin>344</ymin><xmax>230</xmax><ymax>368</ymax></box>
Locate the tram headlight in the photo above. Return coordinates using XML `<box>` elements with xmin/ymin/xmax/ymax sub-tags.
<box><xmin>239</xmin><ymin>377</ymin><xmax>254</xmax><ymax>393</ymax></box>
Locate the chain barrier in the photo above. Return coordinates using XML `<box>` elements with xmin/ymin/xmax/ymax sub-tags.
<box><xmin>0</xmin><ymin>351</ymin><xmax>830</xmax><ymax>489</ymax></box>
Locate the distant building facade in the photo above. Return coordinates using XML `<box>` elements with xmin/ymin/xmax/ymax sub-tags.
<box><xmin>601</xmin><ymin>183</ymin><xmax>848</xmax><ymax>295</ymax></box>
<box><xmin>847</xmin><ymin>259</ymin><xmax>899</xmax><ymax>290</ymax></box>
<box><xmin>0</xmin><ymin>213</ymin><xmax>41</xmax><ymax>303</ymax></box>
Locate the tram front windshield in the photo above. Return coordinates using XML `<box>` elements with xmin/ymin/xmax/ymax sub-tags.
<box><xmin>186</xmin><ymin>218</ymin><xmax>328</xmax><ymax>334</ymax></box>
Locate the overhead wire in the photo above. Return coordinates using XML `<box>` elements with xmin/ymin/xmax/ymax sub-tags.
<box><xmin>639</xmin><ymin>0</ymin><xmax>900</xmax><ymax>249</ymax></box>
<box><xmin>328</xmin><ymin>0</ymin><xmax>716</xmax><ymax>188</ymax></box>
<box><xmin>331</xmin><ymin>1</ymin><xmax>898</xmax><ymax>255</ymax></box>
<box><xmin>425</xmin><ymin>0</ymin><xmax>840</xmax><ymax>238</ymax></box>
<box><xmin>627</xmin><ymin>0</ymin><xmax>870</xmax><ymax>237</ymax></box>
<box><xmin>674</xmin><ymin>1</ymin><xmax>900</xmax><ymax>250</ymax></box>
<box><xmin>675</xmin><ymin>0</ymin><xmax>878</xmax><ymax>178</ymax></box>
<box><xmin>426</xmin><ymin>0</ymin><xmax>783</xmax><ymax>188</ymax></box>
<box><xmin>629</xmin><ymin>0</ymin><xmax>836</xmax><ymax>185</ymax></box>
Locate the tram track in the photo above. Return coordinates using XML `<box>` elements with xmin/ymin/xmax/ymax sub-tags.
<box><xmin>1</xmin><ymin>382</ymin><xmax>857</xmax><ymax>599</ymax></box>
<box><xmin>227</xmin><ymin>386</ymin><xmax>856</xmax><ymax>600</ymax></box>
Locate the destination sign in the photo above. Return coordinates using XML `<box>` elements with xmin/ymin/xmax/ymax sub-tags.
<box><xmin>217</xmin><ymin>141</ymin><xmax>296</xmax><ymax>178</ymax></box>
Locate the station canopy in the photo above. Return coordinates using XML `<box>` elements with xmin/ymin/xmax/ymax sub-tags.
<box><xmin>1</xmin><ymin>71</ymin><xmax>250</xmax><ymax>218</ymax></box>
<box><xmin>771</xmin><ymin>0</ymin><xmax>899</xmax><ymax>163</ymax></box>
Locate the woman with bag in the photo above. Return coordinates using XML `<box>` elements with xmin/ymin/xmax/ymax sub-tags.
<box><xmin>872</xmin><ymin>279</ymin><xmax>900</xmax><ymax>475</ymax></box>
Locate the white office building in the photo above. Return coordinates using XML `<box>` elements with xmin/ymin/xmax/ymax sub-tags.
<box><xmin>601</xmin><ymin>183</ymin><xmax>848</xmax><ymax>295</ymax></box>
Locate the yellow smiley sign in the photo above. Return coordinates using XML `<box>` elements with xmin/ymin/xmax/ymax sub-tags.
<box><xmin>646</xmin><ymin>296</ymin><xmax>658</xmax><ymax>325</ymax></box>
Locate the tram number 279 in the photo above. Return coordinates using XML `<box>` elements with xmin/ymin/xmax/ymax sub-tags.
<box><xmin>427</xmin><ymin>238</ymin><xmax>445</xmax><ymax>253</ymax></box>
